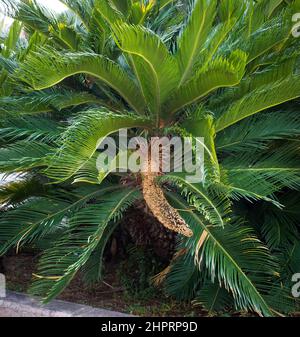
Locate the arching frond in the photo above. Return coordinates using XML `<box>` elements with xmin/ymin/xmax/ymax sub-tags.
<box><xmin>193</xmin><ymin>281</ymin><xmax>233</xmax><ymax>315</ymax></box>
<box><xmin>0</xmin><ymin>0</ymin><xmax>58</xmax><ymax>35</ymax></box>
<box><xmin>44</xmin><ymin>109</ymin><xmax>152</xmax><ymax>182</ymax></box>
<box><xmin>0</xmin><ymin>177</ymin><xmax>46</xmax><ymax>206</ymax></box>
<box><xmin>166</xmin><ymin>192</ymin><xmax>282</xmax><ymax>317</ymax></box>
<box><xmin>81</xmin><ymin>218</ymin><xmax>120</xmax><ymax>284</ymax></box>
<box><xmin>162</xmin><ymin>173</ymin><xmax>231</xmax><ymax>229</ymax></box>
<box><xmin>176</xmin><ymin>0</ymin><xmax>217</xmax><ymax>86</ymax></box>
<box><xmin>163</xmin><ymin>50</ymin><xmax>247</xmax><ymax>118</ymax></box>
<box><xmin>0</xmin><ymin>89</ymin><xmax>101</xmax><ymax>115</ymax></box>
<box><xmin>17</xmin><ymin>48</ymin><xmax>146</xmax><ymax>114</ymax></box>
<box><xmin>195</xmin><ymin>19</ymin><xmax>237</xmax><ymax>73</ymax></box>
<box><xmin>216</xmin><ymin>73</ymin><xmax>300</xmax><ymax>131</ymax></box>
<box><xmin>211</xmin><ymin>57</ymin><xmax>297</xmax><ymax>113</ymax></box>
<box><xmin>0</xmin><ymin>20</ymin><xmax>22</xmax><ymax>58</ymax></box>
<box><xmin>113</xmin><ymin>23</ymin><xmax>179</xmax><ymax>123</ymax></box>
<box><xmin>0</xmin><ymin>0</ymin><xmax>81</xmax><ymax>50</ymax></box>
<box><xmin>94</xmin><ymin>0</ymin><xmax>125</xmax><ymax>25</ymax></box>
<box><xmin>161</xmin><ymin>252</ymin><xmax>203</xmax><ymax>301</ymax></box>
<box><xmin>58</xmin><ymin>0</ymin><xmax>94</xmax><ymax>30</ymax></box>
<box><xmin>219</xmin><ymin>3</ymin><xmax>292</xmax><ymax>64</ymax></box>
<box><xmin>224</xmin><ymin>144</ymin><xmax>300</xmax><ymax>193</ymax></box>
<box><xmin>29</xmin><ymin>187</ymin><xmax>141</xmax><ymax>302</ymax></box>
<box><xmin>0</xmin><ymin>183</ymin><xmax>121</xmax><ymax>255</ymax></box>
<box><xmin>245</xmin><ymin>7</ymin><xmax>292</xmax><ymax>63</ymax></box>
<box><xmin>216</xmin><ymin>111</ymin><xmax>300</xmax><ymax>152</ymax></box>
<box><xmin>181</xmin><ymin>111</ymin><xmax>220</xmax><ymax>182</ymax></box>
<box><xmin>0</xmin><ymin>141</ymin><xmax>53</xmax><ymax>173</ymax></box>
<box><xmin>260</xmin><ymin>205</ymin><xmax>299</xmax><ymax>250</ymax></box>
<box><xmin>73</xmin><ymin>149</ymin><xmax>129</xmax><ymax>185</ymax></box>
<box><xmin>0</xmin><ymin>115</ymin><xmax>61</xmax><ymax>144</ymax></box>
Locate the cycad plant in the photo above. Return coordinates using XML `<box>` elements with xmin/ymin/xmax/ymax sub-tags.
<box><xmin>0</xmin><ymin>0</ymin><xmax>300</xmax><ymax>316</ymax></box>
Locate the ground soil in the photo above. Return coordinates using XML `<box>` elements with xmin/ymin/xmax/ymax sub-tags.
<box><xmin>2</xmin><ymin>253</ymin><xmax>208</xmax><ymax>317</ymax></box>
<box><xmin>4</xmin><ymin>253</ymin><xmax>299</xmax><ymax>317</ymax></box>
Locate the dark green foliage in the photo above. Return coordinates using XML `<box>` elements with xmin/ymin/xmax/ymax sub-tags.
<box><xmin>118</xmin><ymin>245</ymin><xmax>165</xmax><ymax>299</ymax></box>
<box><xmin>0</xmin><ymin>0</ymin><xmax>299</xmax><ymax>315</ymax></box>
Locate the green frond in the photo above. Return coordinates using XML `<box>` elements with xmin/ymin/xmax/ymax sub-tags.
<box><xmin>218</xmin><ymin>0</ymin><xmax>248</xmax><ymax>23</ymax></box>
<box><xmin>162</xmin><ymin>173</ymin><xmax>231</xmax><ymax>229</ymax></box>
<box><xmin>195</xmin><ymin>18</ymin><xmax>237</xmax><ymax>73</ymax></box>
<box><xmin>216</xmin><ymin>73</ymin><xmax>300</xmax><ymax>131</ymax></box>
<box><xmin>17</xmin><ymin>47</ymin><xmax>146</xmax><ymax>114</ymax></box>
<box><xmin>0</xmin><ymin>56</ymin><xmax>18</xmax><ymax>74</ymax></box>
<box><xmin>260</xmin><ymin>205</ymin><xmax>299</xmax><ymax>250</ymax></box>
<box><xmin>18</xmin><ymin>31</ymin><xmax>48</xmax><ymax>62</ymax></box>
<box><xmin>181</xmin><ymin>110</ymin><xmax>220</xmax><ymax>182</ymax></box>
<box><xmin>283</xmin><ymin>241</ymin><xmax>300</xmax><ymax>278</ymax></box>
<box><xmin>223</xmin><ymin>144</ymin><xmax>300</xmax><ymax>193</ymax></box>
<box><xmin>43</xmin><ymin>89</ymin><xmax>102</xmax><ymax>111</ymax></box>
<box><xmin>219</xmin><ymin>4</ymin><xmax>292</xmax><ymax>64</ymax></box>
<box><xmin>0</xmin><ymin>141</ymin><xmax>53</xmax><ymax>173</ymax></box>
<box><xmin>223</xmin><ymin>184</ymin><xmax>282</xmax><ymax>208</ymax></box>
<box><xmin>94</xmin><ymin>0</ymin><xmax>125</xmax><ymax>26</ymax></box>
<box><xmin>58</xmin><ymin>0</ymin><xmax>94</xmax><ymax>30</ymax></box>
<box><xmin>0</xmin><ymin>0</ymin><xmax>82</xmax><ymax>50</ymax></box>
<box><xmin>85</xmin><ymin>13</ymin><xmax>110</xmax><ymax>55</ymax></box>
<box><xmin>0</xmin><ymin>177</ymin><xmax>46</xmax><ymax>206</ymax></box>
<box><xmin>0</xmin><ymin>88</ymin><xmax>101</xmax><ymax>115</ymax></box>
<box><xmin>216</xmin><ymin>111</ymin><xmax>300</xmax><ymax>152</ymax></box>
<box><xmin>1</xmin><ymin>20</ymin><xmax>22</xmax><ymax>58</ymax></box>
<box><xmin>211</xmin><ymin>56</ymin><xmax>297</xmax><ymax>112</ymax></box>
<box><xmin>166</xmin><ymin>192</ymin><xmax>286</xmax><ymax>316</ymax></box>
<box><xmin>162</xmin><ymin>253</ymin><xmax>202</xmax><ymax>301</ymax></box>
<box><xmin>81</xmin><ymin>230</ymin><xmax>112</xmax><ymax>285</ymax></box>
<box><xmin>28</xmin><ymin>187</ymin><xmax>141</xmax><ymax>302</ymax></box>
<box><xmin>0</xmin><ymin>196</ymin><xmax>68</xmax><ymax>254</ymax></box>
<box><xmin>158</xmin><ymin>0</ymin><xmax>175</xmax><ymax>10</ymax></box>
<box><xmin>48</xmin><ymin>21</ymin><xmax>83</xmax><ymax>51</ymax></box>
<box><xmin>193</xmin><ymin>281</ymin><xmax>233</xmax><ymax>315</ymax></box>
<box><xmin>0</xmin><ymin>0</ymin><xmax>299</xmax><ymax>315</ymax></box>
<box><xmin>113</xmin><ymin>23</ymin><xmax>179</xmax><ymax>122</ymax></box>
<box><xmin>0</xmin><ymin>115</ymin><xmax>62</xmax><ymax>144</ymax></box>
<box><xmin>73</xmin><ymin>149</ymin><xmax>129</xmax><ymax>185</ymax></box>
<box><xmin>148</xmin><ymin>4</ymin><xmax>184</xmax><ymax>43</ymax></box>
<box><xmin>252</xmin><ymin>0</ymin><xmax>285</xmax><ymax>25</ymax></box>
<box><xmin>110</xmin><ymin>0</ymin><xmax>131</xmax><ymax>16</ymax></box>
<box><xmin>44</xmin><ymin>109</ymin><xmax>152</xmax><ymax>182</ymax></box>
<box><xmin>71</xmin><ymin>153</ymin><xmax>101</xmax><ymax>185</ymax></box>
<box><xmin>246</xmin><ymin>6</ymin><xmax>292</xmax><ymax>62</ymax></box>
<box><xmin>0</xmin><ymin>0</ymin><xmax>58</xmax><ymax>35</ymax></box>
<box><xmin>0</xmin><ymin>183</ymin><xmax>121</xmax><ymax>255</ymax></box>
<box><xmin>240</xmin><ymin>7</ymin><xmax>292</xmax><ymax>63</ymax></box>
<box><xmin>82</xmin><ymin>187</ymin><xmax>138</xmax><ymax>284</ymax></box>
<box><xmin>176</xmin><ymin>0</ymin><xmax>217</xmax><ymax>86</ymax></box>
<box><xmin>163</xmin><ymin>50</ymin><xmax>247</xmax><ymax>118</ymax></box>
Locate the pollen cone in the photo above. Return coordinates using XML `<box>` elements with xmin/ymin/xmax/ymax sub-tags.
<box><xmin>141</xmin><ymin>156</ymin><xmax>193</xmax><ymax>238</ymax></box>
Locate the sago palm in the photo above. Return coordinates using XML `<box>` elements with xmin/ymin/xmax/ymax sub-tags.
<box><xmin>0</xmin><ymin>0</ymin><xmax>300</xmax><ymax>316</ymax></box>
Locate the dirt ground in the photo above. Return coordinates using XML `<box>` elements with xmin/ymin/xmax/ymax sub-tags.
<box><xmin>2</xmin><ymin>254</ymin><xmax>300</xmax><ymax>317</ymax></box>
<box><xmin>2</xmin><ymin>253</ymin><xmax>207</xmax><ymax>317</ymax></box>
